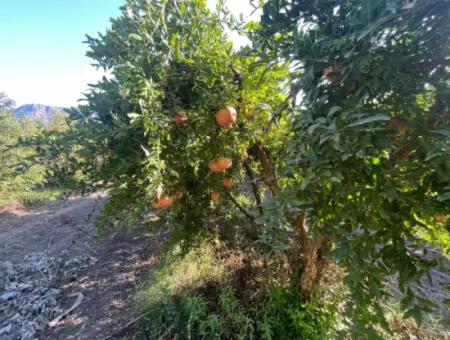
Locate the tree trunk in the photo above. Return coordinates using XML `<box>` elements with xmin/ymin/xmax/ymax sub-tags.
<box><xmin>291</xmin><ymin>213</ymin><xmax>330</xmax><ymax>300</ymax></box>
<box><xmin>299</xmin><ymin>241</ymin><xmax>320</xmax><ymax>299</ymax></box>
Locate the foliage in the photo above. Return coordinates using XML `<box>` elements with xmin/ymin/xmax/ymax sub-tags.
<box><xmin>0</xmin><ymin>92</ymin><xmax>75</xmax><ymax>206</ymax></box>
<box><xmin>79</xmin><ymin>0</ymin><xmax>289</xmax><ymax>240</ymax></box>
<box><xmin>0</xmin><ymin>96</ymin><xmax>47</xmax><ymax>205</ymax></box>
<box><xmin>253</xmin><ymin>0</ymin><xmax>450</xmax><ymax>335</ymax></box>
<box><xmin>137</xmin><ymin>244</ymin><xmax>336</xmax><ymax>339</ymax></box>
<box><xmin>73</xmin><ymin>0</ymin><xmax>450</xmax><ymax>337</ymax></box>
<box><xmin>258</xmin><ymin>284</ymin><xmax>337</xmax><ymax>340</ymax></box>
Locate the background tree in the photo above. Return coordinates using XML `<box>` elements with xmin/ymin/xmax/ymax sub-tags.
<box><xmin>0</xmin><ymin>92</ymin><xmax>77</xmax><ymax>205</ymax></box>
<box><xmin>0</xmin><ymin>93</ymin><xmax>47</xmax><ymax>204</ymax></box>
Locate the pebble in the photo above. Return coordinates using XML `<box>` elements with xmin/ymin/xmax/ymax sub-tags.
<box><xmin>0</xmin><ymin>291</ymin><xmax>18</xmax><ymax>301</ymax></box>
<box><xmin>0</xmin><ymin>324</ymin><xmax>12</xmax><ymax>335</ymax></box>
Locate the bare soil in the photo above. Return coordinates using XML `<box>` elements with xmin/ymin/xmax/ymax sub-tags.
<box><xmin>0</xmin><ymin>193</ymin><xmax>163</xmax><ymax>339</ymax></box>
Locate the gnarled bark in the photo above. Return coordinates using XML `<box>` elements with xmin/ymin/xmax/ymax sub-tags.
<box><xmin>291</xmin><ymin>213</ymin><xmax>330</xmax><ymax>300</ymax></box>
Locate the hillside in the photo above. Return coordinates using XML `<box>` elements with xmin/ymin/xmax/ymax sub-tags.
<box><xmin>14</xmin><ymin>104</ymin><xmax>65</xmax><ymax>125</ymax></box>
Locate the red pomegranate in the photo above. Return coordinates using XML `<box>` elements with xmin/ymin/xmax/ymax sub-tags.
<box><xmin>223</xmin><ymin>177</ymin><xmax>233</xmax><ymax>190</ymax></box>
<box><xmin>215</xmin><ymin>106</ymin><xmax>237</xmax><ymax>128</ymax></box>
<box><xmin>158</xmin><ymin>196</ymin><xmax>173</xmax><ymax>208</ymax></box>
<box><xmin>211</xmin><ymin>192</ymin><xmax>221</xmax><ymax>203</ymax></box>
<box><xmin>209</xmin><ymin>160</ymin><xmax>222</xmax><ymax>173</ymax></box>
<box><xmin>216</xmin><ymin>157</ymin><xmax>232</xmax><ymax>171</ymax></box>
<box><xmin>174</xmin><ymin>111</ymin><xmax>188</xmax><ymax>125</ymax></box>
<box><xmin>152</xmin><ymin>199</ymin><xmax>162</xmax><ymax>210</ymax></box>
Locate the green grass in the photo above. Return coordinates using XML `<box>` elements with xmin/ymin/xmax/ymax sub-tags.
<box><xmin>135</xmin><ymin>244</ymin><xmax>337</xmax><ymax>339</ymax></box>
<box><xmin>0</xmin><ymin>187</ymin><xmax>65</xmax><ymax>207</ymax></box>
<box><xmin>416</xmin><ymin>224</ymin><xmax>450</xmax><ymax>257</ymax></box>
<box><xmin>139</xmin><ymin>244</ymin><xmax>225</xmax><ymax>303</ymax></box>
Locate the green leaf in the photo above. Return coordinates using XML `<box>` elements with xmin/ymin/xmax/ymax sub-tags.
<box><xmin>128</xmin><ymin>33</ymin><xmax>143</xmax><ymax>41</ymax></box>
<box><xmin>443</xmin><ymin>299</ymin><xmax>450</xmax><ymax>309</ymax></box>
<box><xmin>347</xmin><ymin>114</ymin><xmax>391</xmax><ymax>128</ymax></box>
<box><xmin>432</xmin><ymin>129</ymin><xmax>450</xmax><ymax>138</ymax></box>
<box><xmin>327</xmin><ymin>106</ymin><xmax>342</xmax><ymax>118</ymax></box>
<box><xmin>437</xmin><ymin>192</ymin><xmax>450</xmax><ymax>202</ymax></box>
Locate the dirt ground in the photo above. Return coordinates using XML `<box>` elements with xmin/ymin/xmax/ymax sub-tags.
<box><xmin>0</xmin><ymin>193</ymin><xmax>164</xmax><ymax>339</ymax></box>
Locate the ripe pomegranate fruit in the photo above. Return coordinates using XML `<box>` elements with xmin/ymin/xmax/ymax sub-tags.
<box><xmin>215</xmin><ymin>106</ymin><xmax>237</xmax><ymax>128</ymax></box>
<box><xmin>223</xmin><ymin>177</ymin><xmax>233</xmax><ymax>190</ymax></box>
<box><xmin>152</xmin><ymin>199</ymin><xmax>162</xmax><ymax>210</ymax></box>
<box><xmin>158</xmin><ymin>196</ymin><xmax>173</xmax><ymax>208</ymax></box>
<box><xmin>209</xmin><ymin>160</ymin><xmax>222</xmax><ymax>173</ymax></box>
<box><xmin>216</xmin><ymin>157</ymin><xmax>232</xmax><ymax>171</ymax></box>
<box><xmin>174</xmin><ymin>111</ymin><xmax>188</xmax><ymax>125</ymax></box>
<box><xmin>211</xmin><ymin>192</ymin><xmax>221</xmax><ymax>203</ymax></box>
<box><xmin>209</xmin><ymin>157</ymin><xmax>232</xmax><ymax>172</ymax></box>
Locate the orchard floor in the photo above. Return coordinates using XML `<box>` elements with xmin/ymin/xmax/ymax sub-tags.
<box><xmin>0</xmin><ymin>193</ymin><xmax>164</xmax><ymax>340</ymax></box>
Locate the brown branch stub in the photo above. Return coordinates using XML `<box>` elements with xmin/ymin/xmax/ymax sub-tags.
<box><xmin>254</xmin><ymin>142</ymin><xmax>280</xmax><ymax>196</ymax></box>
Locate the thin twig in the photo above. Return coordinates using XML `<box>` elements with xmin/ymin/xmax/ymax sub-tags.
<box><xmin>253</xmin><ymin>142</ymin><xmax>280</xmax><ymax>196</ymax></box>
<box><xmin>104</xmin><ymin>313</ymin><xmax>146</xmax><ymax>339</ymax></box>
<box><xmin>243</xmin><ymin>161</ymin><xmax>263</xmax><ymax>213</ymax></box>
<box><xmin>263</xmin><ymin>83</ymin><xmax>300</xmax><ymax>134</ymax></box>
<box><xmin>225</xmin><ymin>192</ymin><xmax>255</xmax><ymax>222</ymax></box>
<box><xmin>49</xmin><ymin>292</ymin><xmax>84</xmax><ymax>327</ymax></box>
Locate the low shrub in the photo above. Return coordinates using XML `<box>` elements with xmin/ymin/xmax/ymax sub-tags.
<box><xmin>136</xmin><ymin>244</ymin><xmax>337</xmax><ymax>339</ymax></box>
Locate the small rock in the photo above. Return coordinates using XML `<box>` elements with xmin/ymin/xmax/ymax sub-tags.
<box><xmin>0</xmin><ymin>291</ymin><xmax>18</xmax><ymax>301</ymax></box>
<box><xmin>17</xmin><ymin>283</ymin><xmax>32</xmax><ymax>291</ymax></box>
<box><xmin>0</xmin><ymin>323</ymin><xmax>12</xmax><ymax>335</ymax></box>
<box><xmin>50</xmin><ymin>288</ymin><xmax>61</xmax><ymax>296</ymax></box>
<box><xmin>31</xmin><ymin>301</ymin><xmax>42</xmax><ymax>314</ymax></box>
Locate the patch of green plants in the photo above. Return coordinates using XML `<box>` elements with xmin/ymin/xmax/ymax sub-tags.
<box><xmin>0</xmin><ymin>187</ymin><xmax>65</xmax><ymax>207</ymax></box>
<box><xmin>258</xmin><ymin>284</ymin><xmax>337</xmax><ymax>340</ymax></box>
<box><xmin>136</xmin><ymin>244</ymin><xmax>337</xmax><ymax>339</ymax></box>
<box><xmin>379</xmin><ymin>299</ymin><xmax>449</xmax><ymax>340</ymax></box>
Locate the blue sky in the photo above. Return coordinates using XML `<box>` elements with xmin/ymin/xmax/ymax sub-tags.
<box><xmin>0</xmin><ymin>0</ymin><xmax>122</xmax><ymax>107</ymax></box>
<box><xmin>0</xmin><ymin>0</ymin><xmax>253</xmax><ymax>107</ymax></box>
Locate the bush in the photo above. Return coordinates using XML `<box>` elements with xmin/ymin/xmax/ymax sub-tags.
<box><xmin>259</xmin><ymin>284</ymin><xmax>336</xmax><ymax>340</ymax></box>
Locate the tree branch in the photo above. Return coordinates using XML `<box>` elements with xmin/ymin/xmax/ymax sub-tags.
<box><xmin>225</xmin><ymin>191</ymin><xmax>255</xmax><ymax>222</ymax></box>
<box><xmin>263</xmin><ymin>83</ymin><xmax>300</xmax><ymax>134</ymax></box>
<box><xmin>243</xmin><ymin>160</ymin><xmax>263</xmax><ymax>214</ymax></box>
<box><xmin>253</xmin><ymin>142</ymin><xmax>280</xmax><ymax>196</ymax></box>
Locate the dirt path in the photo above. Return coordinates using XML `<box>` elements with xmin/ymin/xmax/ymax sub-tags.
<box><xmin>0</xmin><ymin>193</ymin><xmax>163</xmax><ymax>339</ymax></box>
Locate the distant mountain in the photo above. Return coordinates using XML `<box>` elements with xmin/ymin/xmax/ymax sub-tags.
<box><xmin>14</xmin><ymin>104</ymin><xmax>65</xmax><ymax>125</ymax></box>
